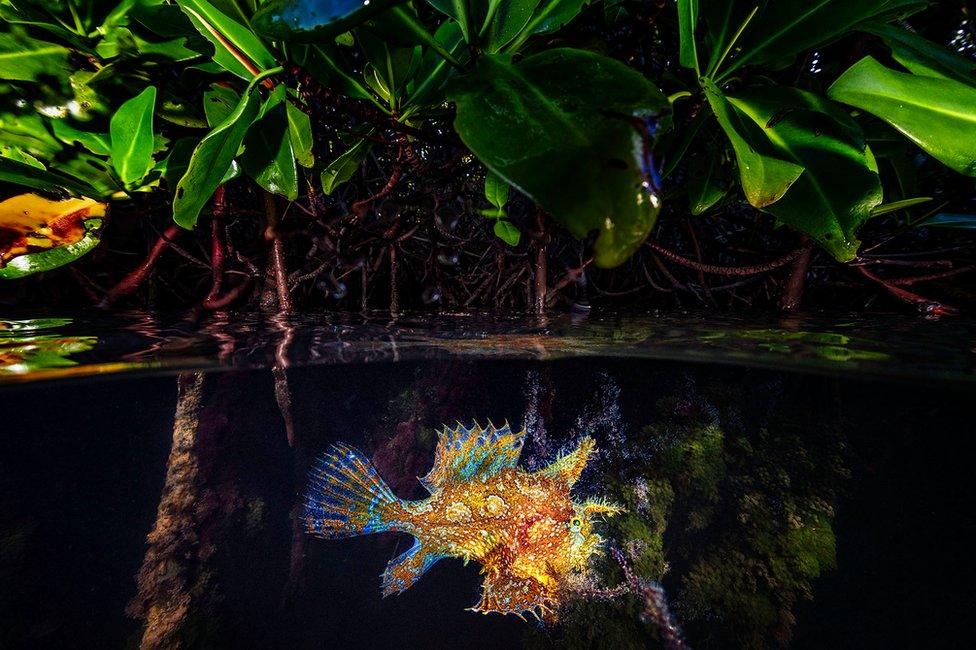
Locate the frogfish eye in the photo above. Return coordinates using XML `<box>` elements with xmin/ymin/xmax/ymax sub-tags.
<box><xmin>570</xmin><ymin>517</ymin><xmax>582</xmax><ymax>529</ymax></box>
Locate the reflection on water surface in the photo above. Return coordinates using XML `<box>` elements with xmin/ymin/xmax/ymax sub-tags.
<box><xmin>0</xmin><ymin>310</ymin><xmax>973</xmax><ymax>384</ymax></box>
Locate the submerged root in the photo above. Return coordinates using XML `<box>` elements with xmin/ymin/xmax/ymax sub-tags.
<box><xmin>127</xmin><ymin>373</ymin><xmax>206</xmax><ymax>649</ymax></box>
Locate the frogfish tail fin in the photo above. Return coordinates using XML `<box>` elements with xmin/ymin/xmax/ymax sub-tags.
<box><xmin>304</xmin><ymin>443</ymin><xmax>401</xmax><ymax>539</ymax></box>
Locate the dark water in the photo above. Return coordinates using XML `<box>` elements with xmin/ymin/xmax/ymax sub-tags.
<box><xmin>0</xmin><ymin>312</ymin><xmax>974</xmax><ymax>648</ymax></box>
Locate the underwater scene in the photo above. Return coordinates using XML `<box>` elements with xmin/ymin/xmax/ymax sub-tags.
<box><xmin>0</xmin><ymin>313</ymin><xmax>973</xmax><ymax>649</ymax></box>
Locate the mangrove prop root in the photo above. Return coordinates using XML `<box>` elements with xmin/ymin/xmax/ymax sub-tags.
<box><xmin>263</xmin><ymin>192</ymin><xmax>296</xmax><ymax>445</ymax></box>
<box><xmin>99</xmin><ymin>223</ymin><xmax>182</xmax><ymax>308</ymax></box>
<box><xmin>780</xmin><ymin>243</ymin><xmax>814</xmax><ymax>312</ymax></box>
<box><xmin>127</xmin><ymin>372</ymin><xmax>205</xmax><ymax>650</ymax></box>
<box><xmin>351</xmin><ymin>161</ymin><xmax>403</xmax><ymax>219</ymax></box>
<box><xmin>203</xmin><ymin>186</ymin><xmax>227</xmax><ymax>307</ymax></box>
<box><xmin>856</xmin><ymin>265</ymin><xmax>958</xmax><ymax>316</ymax></box>
<box><xmin>647</xmin><ymin>241</ymin><xmax>807</xmax><ymax>277</ymax></box>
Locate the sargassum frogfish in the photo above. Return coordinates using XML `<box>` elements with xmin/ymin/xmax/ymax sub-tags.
<box><xmin>304</xmin><ymin>422</ymin><xmax>621</xmax><ymax>621</ymax></box>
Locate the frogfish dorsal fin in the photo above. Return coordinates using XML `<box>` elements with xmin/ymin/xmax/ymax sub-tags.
<box><xmin>381</xmin><ymin>537</ymin><xmax>444</xmax><ymax>596</ymax></box>
<box><xmin>419</xmin><ymin>421</ymin><xmax>526</xmax><ymax>491</ymax></box>
<box><xmin>539</xmin><ymin>436</ymin><xmax>595</xmax><ymax>487</ymax></box>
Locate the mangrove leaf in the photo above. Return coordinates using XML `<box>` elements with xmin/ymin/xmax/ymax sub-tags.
<box><xmin>723</xmin><ymin>0</ymin><xmax>926</xmax><ymax>76</ymax></box>
<box><xmin>109</xmin><ymin>86</ymin><xmax>157</xmax><ymax>188</ymax></box>
<box><xmin>241</xmin><ymin>105</ymin><xmax>299</xmax><ymax>201</ymax></box>
<box><xmin>702</xmin><ymin>78</ymin><xmax>803</xmax><ymax>208</ymax></box>
<box><xmin>863</xmin><ymin>23</ymin><xmax>976</xmax><ymax>85</ymax></box>
<box><xmin>321</xmin><ymin>136</ymin><xmax>372</xmax><ymax>195</ymax></box>
<box><xmin>448</xmin><ymin>48</ymin><xmax>667</xmax><ymax>267</ymax></box>
<box><xmin>173</xmin><ymin>86</ymin><xmax>262</xmax><ymax>228</ymax></box>
<box><xmin>728</xmin><ymin>86</ymin><xmax>883</xmax><ymax>261</ymax></box>
<box><xmin>178</xmin><ymin>0</ymin><xmax>278</xmax><ymax>79</ymax></box>
<box><xmin>828</xmin><ymin>56</ymin><xmax>976</xmax><ymax>177</ymax></box>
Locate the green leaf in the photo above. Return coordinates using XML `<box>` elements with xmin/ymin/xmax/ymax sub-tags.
<box><xmin>178</xmin><ymin>0</ymin><xmax>278</xmax><ymax>79</ymax></box>
<box><xmin>702</xmin><ymin>78</ymin><xmax>803</xmax><ymax>208</ymax></box>
<box><xmin>1</xmin><ymin>147</ymin><xmax>45</xmax><ymax>169</ymax></box>
<box><xmin>405</xmin><ymin>20</ymin><xmax>467</xmax><ymax>108</ymax></box>
<box><xmin>484</xmin><ymin>170</ymin><xmax>510</xmax><ymax>211</ymax></box>
<box><xmin>687</xmin><ymin>151</ymin><xmax>726</xmax><ymax>215</ymax></box>
<box><xmin>241</xmin><ymin>105</ymin><xmax>299</xmax><ymax>201</ymax></box>
<box><xmin>0</xmin><ymin>156</ymin><xmax>96</xmax><ymax>196</ymax></box>
<box><xmin>291</xmin><ymin>44</ymin><xmax>377</xmax><ymax>104</ymax></box>
<box><xmin>448</xmin><ymin>48</ymin><xmax>667</xmax><ymax>268</ymax></box>
<box><xmin>52</xmin><ymin>121</ymin><xmax>110</xmax><ymax>156</ymax></box>
<box><xmin>524</xmin><ymin>0</ymin><xmax>590</xmax><ymax>37</ymax></box>
<box><xmin>173</xmin><ymin>85</ymin><xmax>262</xmax><ymax>228</ymax></box>
<box><xmin>0</xmin><ymin>111</ymin><xmax>62</xmax><ymax>159</ymax></box>
<box><xmin>203</xmin><ymin>84</ymin><xmax>240</xmax><ymax>127</ymax></box>
<box><xmin>488</xmin><ymin>0</ymin><xmax>543</xmax><ymax>52</ymax></box>
<box><xmin>869</xmin><ymin>196</ymin><xmax>931</xmax><ymax>216</ymax></box>
<box><xmin>863</xmin><ymin>23</ymin><xmax>976</xmax><ymax>85</ymax></box>
<box><xmin>286</xmin><ymin>102</ymin><xmax>314</xmax><ymax>168</ymax></box>
<box><xmin>0</xmin><ymin>31</ymin><xmax>70</xmax><ymax>82</ymax></box>
<box><xmin>110</xmin><ymin>86</ymin><xmax>157</xmax><ymax>188</ymax></box>
<box><xmin>828</xmin><ymin>56</ymin><xmax>976</xmax><ymax>177</ymax></box>
<box><xmin>321</xmin><ymin>136</ymin><xmax>372</xmax><ymax>195</ymax></box>
<box><xmin>723</xmin><ymin>0</ymin><xmax>926</xmax><ymax>77</ymax></box>
<box><xmin>428</xmin><ymin>0</ymin><xmax>473</xmax><ymax>43</ymax></box>
<box><xmin>252</xmin><ymin>0</ymin><xmax>406</xmax><ymax>41</ymax></box>
<box><xmin>677</xmin><ymin>0</ymin><xmax>699</xmax><ymax>73</ymax></box>
<box><xmin>493</xmin><ymin>219</ymin><xmax>521</xmax><ymax>246</ymax></box>
<box><xmin>727</xmin><ymin>86</ymin><xmax>882</xmax><ymax>261</ymax></box>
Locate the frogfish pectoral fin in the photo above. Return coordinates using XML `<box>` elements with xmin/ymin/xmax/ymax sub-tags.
<box><xmin>381</xmin><ymin>537</ymin><xmax>444</xmax><ymax>596</ymax></box>
<box><xmin>469</xmin><ymin>567</ymin><xmax>555</xmax><ymax>622</ymax></box>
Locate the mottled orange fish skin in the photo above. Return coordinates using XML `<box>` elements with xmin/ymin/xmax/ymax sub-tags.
<box><xmin>305</xmin><ymin>426</ymin><xmax>618</xmax><ymax>621</ymax></box>
<box><xmin>391</xmin><ymin>467</ymin><xmax>579</xmax><ymax>613</ymax></box>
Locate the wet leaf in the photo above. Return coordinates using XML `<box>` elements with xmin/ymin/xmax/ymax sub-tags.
<box><xmin>0</xmin><ymin>111</ymin><xmax>62</xmax><ymax>160</ymax></box>
<box><xmin>524</xmin><ymin>0</ymin><xmax>591</xmax><ymax>38</ymax></box>
<box><xmin>321</xmin><ymin>136</ymin><xmax>372</xmax><ymax>195</ymax></box>
<box><xmin>0</xmin><ymin>31</ymin><xmax>70</xmax><ymax>82</ymax></box>
<box><xmin>177</xmin><ymin>0</ymin><xmax>278</xmax><ymax>79</ymax></box>
<box><xmin>252</xmin><ymin>0</ymin><xmax>406</xmax><ymax>41</ymax></box>
<box><xmin>493</xmin><ymin>219</ymin><xmax>521</xmax><ymax>246</ymax></box>
<box><xmin>173</xmin><ymin>86</ymin><xmax>262</xmax><ymax>228</ymax></box>
<box><xmin>448</xmin><ymin>48</ymin><xmax>667</xmax><ymax>268</ymax></box>
<box><xmin>52</xmin><ymin>120</ymin><xmax>110</xmax><ymax>155</ymax></box>
<box><xmin>702</xmin><ymin>78</ymin><xmax>803</xmax><ymax>208</ymax></box>
<box><xmin>203</xmin><ymin>84</ymin><xmax>240</xmax><ymax>127</ymax></box>
<box><xmin>488</xmin><ymin>0</ymin><xmax>542</xmax><ymax>51</ymax></box>
<box><xmin>863</xmin><ymin>23</ymin><xmax>976</xmax><ymax>85</ymax></box>
<box><xmin>484</xmin><ymin>170</ymin><xmax>510</xmax><ymax>213</ymax></box>
<box><xmin>723</xmin><ymin>0</ymin><xmax>926</xmax><ymax>76</ymax></box>
<box><xmin>0</xmin><ymin>156</ymin><xmax>96</xmax><ymax>196</ymax></box>
<box><xmin>241</xmin><ymin>104</ymin><xmax>299</xmax><ymax>201</ymax></box>
<box><xmin>687</xmin><ymin>152</ymin><xmax>726</xmax><ymax>215</ymax></box>
<box><xmin>728</xmin><ymin>86</ymin><xmax>882</xmax><ymax>262</ymax></box>
<box><xmin>110</xmin><ymin>86</ymin><xmax>157</xmax><ymax>188</ymax></box>
<box><xmin>677</xmin><ymin>0</ymin><xmax>699</xmax><ymax>72</ymax></box>
<box><xmin>286</xmin><ymin>101</ymin><xmax>314</xmax><ymax>168</ymax></box>
<box><xmin>0</xmin><ymin>194</ymin><xmax>106</xmax><ymax>279</ymax></box>
<box><xmin>405</xmin><ymin>20</ymin><xmax>466</xmax><ymax>108</ymax></box>
<box><xmin>828</xmin><ymin>56</ymin><xmax>976</xmax><ymax>177</ymax></box>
